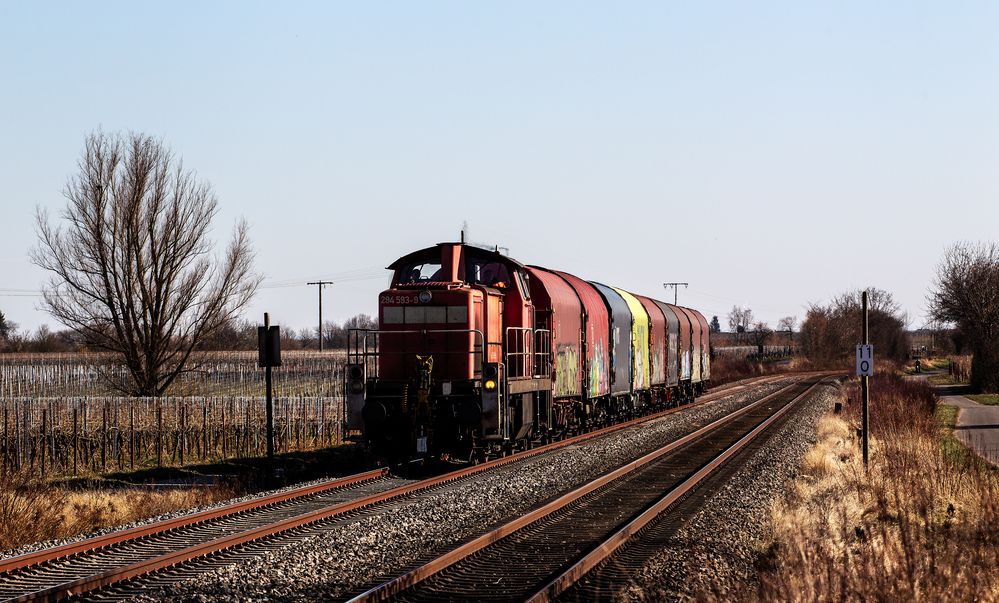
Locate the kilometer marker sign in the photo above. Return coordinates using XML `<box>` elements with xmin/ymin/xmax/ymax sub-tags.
<box><xmin>856</xmin><ymin>344</ymin><xmax>874</xmax><ymax>376</ymax></box>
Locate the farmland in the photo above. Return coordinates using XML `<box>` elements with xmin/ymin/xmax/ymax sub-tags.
<box><xmin>0</xmin><ymin>351</ymin><xmax>347</xmax><ymax>478</ymax></box>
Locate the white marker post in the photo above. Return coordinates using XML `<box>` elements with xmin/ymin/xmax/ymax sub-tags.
<box><xmin>857</xmin><ymin>291</ymin><xmax>872</xmax><ymax>466</ymax></box>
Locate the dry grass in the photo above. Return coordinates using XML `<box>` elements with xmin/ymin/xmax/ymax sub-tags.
<box><xmin>950</xmin><ymin>354</ymin><xmax>972</xmax><ymax>384</ymax></box>
<box><xmin>756</xmin><ymin>373</ymin><xmax>999</xmax><ymax>602</ymax></box>
<box><xmin>0</xmin><ymin>470</ymin><xmax>234</xmax><ymax>552</ymax></box>
<box><xmin>709</xmin><ymin>355</ymin><xmax>801</xmax><ymax>386</ymax></box>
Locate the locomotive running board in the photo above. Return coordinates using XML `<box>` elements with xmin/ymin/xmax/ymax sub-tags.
<box><xmin>506</xmin><ymin>377</ymin><xmax>552</xmax><ymax>395</ymax></box>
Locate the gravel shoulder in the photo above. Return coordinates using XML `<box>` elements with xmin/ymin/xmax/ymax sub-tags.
<box><xmin>628</xmin><ymin>379</ymin><xmax>840</xmax><ymax>602</ymax></box>
<box><xmin>129</xmin><ymin>377</ymin><xmax>802</xmax><ymax>602</ymax></box>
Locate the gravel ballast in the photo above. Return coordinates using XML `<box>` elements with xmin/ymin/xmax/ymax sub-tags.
<box><xmin>127</xmin><ymin>377</ymin><xmax>801</xmax><ymax>602</ymax></box>
<box><xmin>629</xmin><ymin>379</ymin><xmax>840</xmax><ymax>602</ymax></box>
<box><xmin>0</xmin><ymin>474</ymin><xmax>411</xmax><ymax>561</ymax></box>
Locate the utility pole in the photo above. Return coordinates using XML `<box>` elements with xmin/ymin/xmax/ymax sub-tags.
<box><xmin>307</xmin><ymin>280</ymin><xmax>334</xmax><ymax>351</ymax></box>
<box><xmin>663</xmin><ymin>282</ymin><xmax>688</xmax><ymax>305</ymax></box>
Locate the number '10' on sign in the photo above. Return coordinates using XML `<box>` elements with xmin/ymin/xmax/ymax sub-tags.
<box><xmin>856</xmin><ymin>344</ymin><xmax>874</xmax><ymax>377</ymax></box>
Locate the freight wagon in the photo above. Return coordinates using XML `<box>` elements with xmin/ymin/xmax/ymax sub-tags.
<box><xmin>345</xmin><ymin>241</ymin><xmax>709</xmax><ymax>460</ymax></box>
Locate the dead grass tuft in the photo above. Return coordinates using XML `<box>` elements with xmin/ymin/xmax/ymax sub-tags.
<box><xmin>0</xmin><ymin>470</ymin><xmax>234</xmax><ymax>552</ymax></box>
<box><xmin>755</xmin><ymin>373</ymin><xmax>999</xmax><ymax>602</ymax></box>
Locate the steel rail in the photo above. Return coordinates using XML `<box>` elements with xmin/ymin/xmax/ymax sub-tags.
<box><xmin>345</xmin><ymin>377</ymin><xmax>824</xmax><ymax>603</ymax></box>
<box><xmin>527</xmin><ymin>377</ymin><xmax>828</xmax><ymax>602</ymax></box>
<box><xmin>3</xmin><ymin>374</ymin><xmax>781</xmax><ymax>602</ymax></box>
<box><xmin>0</xmin><ymin>467</ymin><xmax>389</xmax><ymax>576</ymax></box>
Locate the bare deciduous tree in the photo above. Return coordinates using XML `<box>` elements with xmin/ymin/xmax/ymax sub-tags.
<box><xmin>32</xmin><ymin>131</ymin><xmax>261</xmax><ymax>395</ymax></box>
<box><xmin>727</xmin><ymin>305</ymin><xmax>754</xmax><ymax>341</ymax></box>
<box><xmin>750</xmin><ymin>321</ymin><xmax>773</xmax><ymax>355</ymax></box>
<box><xmin>930</xmin><ymin>242</ymin><xmax>999</xmax><ymax>392</ymax></box>
<box><xmin>777</xmin><ymin>315</ymin><xmax>796</xmax><ymax>344</ymax></box>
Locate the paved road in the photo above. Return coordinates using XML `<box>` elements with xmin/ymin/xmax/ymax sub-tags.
<box><xmin>939</xmin><ymin>395</ymin><xmax>999</xmax><ymax>466</ymax></box>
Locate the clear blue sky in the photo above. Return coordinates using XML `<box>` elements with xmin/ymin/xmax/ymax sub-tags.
<box><xmin>2</xmin><ymin>2</ymin><xmax>997</xmax><ymax>334</ymax></box>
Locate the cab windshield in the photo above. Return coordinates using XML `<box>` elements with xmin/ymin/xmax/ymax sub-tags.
<box><xmin>398</xmin><ymin>260</ymin><xmax>444</xmax><ymax>284</ymax></box>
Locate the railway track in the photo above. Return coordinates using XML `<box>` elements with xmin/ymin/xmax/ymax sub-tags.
<box><xmin>0</xmin><ymin>374</ymin><xmax>786</xmax><ymax>602</ymax></box>
<box><xmin>346</xmin><ymin>375</ymin><xmax>829</xmax><ymax>603</ymax></box>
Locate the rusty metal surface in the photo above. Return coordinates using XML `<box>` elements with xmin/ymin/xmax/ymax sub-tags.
<box><xmin>667</xmin><ymin>303</ymin><xmax>693</xmax><ymax>382</ymax></box>
<box><xmin>690</xmin><ymin>308</ymin><xmax>712</xmax><ymax>381</ymax></box>
<box><xmin>655</xmin><ymin>300</ymin><xmax>681</xmax><ymax>388</ymax></box>
<box><xmin>525</xmin><ymin>267</ymin><xmax>584</xmax><ymax>398</ymax></box>
<box><xmin>633</xmin><ymin>294</ymin><xmax>667</xmax><ymax>386</ymax></box>
<box><xmin>552</xmin><ymin>271</ymin><xmax>610</xmax><ymax>399</ymax></box>
<box><xmin>588</xmin><ymin>282</ymin><xmax>632</xmax><ymax>395</ymax></box>
<box><xmin>679</xmin><ymin>305</ymin><xmax>704</xmax><ymax>383</ymax></box>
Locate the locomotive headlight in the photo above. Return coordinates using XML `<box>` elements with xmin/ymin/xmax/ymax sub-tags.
<box><xmin>484</xmin><ymin>379</ymin><xmax>496</xmax><ymax>391</ymax></box>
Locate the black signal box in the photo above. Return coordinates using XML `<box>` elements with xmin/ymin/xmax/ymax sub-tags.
<box><xmin>258</xmin><ymin>325</ymin><xmax>282</xmax><ymax>367</ymax></box>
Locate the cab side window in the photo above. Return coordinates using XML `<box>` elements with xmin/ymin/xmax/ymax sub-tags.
<box><xmin>468</xmin><ymin>260</ymin><xmax>511</xmax><ymax>289</ymax></box>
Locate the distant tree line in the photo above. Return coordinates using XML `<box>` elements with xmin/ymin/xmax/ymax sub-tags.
<box><xmin>0</xmin><ymin>311</ymin><xmax>377</xmax><ymax>354</ymax></box>
<box><xmin>199</xmin><ymin>314</ymin><xmax>377</xmax><ymax>351</ymax></box>
<box><xmin>799</xmin><ymin>288</ymin><xmax>908</xmax><ymax>367</ymax></box>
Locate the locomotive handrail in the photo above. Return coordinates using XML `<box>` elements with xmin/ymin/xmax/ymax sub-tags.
<box><xmin>504</xmin><ymin>327</ymin><xmax>552</xmax><ymax>380</ymax></box>
<box><xmin>504</xmin><ymin>327</ymin><xmax>532</xmax><ymax>379</ymax></box>
<box><xmin>347</xmin><ymin>328</ymin><xmax>489</xmax><ymax>379</ymax></box>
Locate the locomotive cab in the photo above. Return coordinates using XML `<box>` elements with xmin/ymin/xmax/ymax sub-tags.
<box><xmin>346</xmin><ymin>242</ymin><xmax>538</xmax><ymax>460</ymax></box>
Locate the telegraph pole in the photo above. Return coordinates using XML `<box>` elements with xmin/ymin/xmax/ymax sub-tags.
<box><xmin>307</xmin><ymin>280</ymin><xmax>334</xmax><ymax>351</ymax></box>
<box><xmin>663</xmin><ymin>282</ymin><xmax>688</xmax><ymax>305</ymax></box>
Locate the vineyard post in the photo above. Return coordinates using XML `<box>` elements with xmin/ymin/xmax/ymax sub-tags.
<box><xmin>180</xmin><ymin>399</ymin><xmax>186</xmax><ymax>466</ymax></box>
<box><xmin>319</xmin><ymin>396</ymin><xmax>325</xmax><ymax>446</ymax></box>
<box><xmin>3</xmin><ymin>404</ymin><xmax>7</xmax><ymax>472</ymax></box>
<box><xmin>16</xmin><ymin>400</ymin><xmax>22</xmax><ymax>469</ymax></box>
<box><xmin>202</xmin><ymin>399</ymin><xmax>207</xmax><ymax>461</ymax></box>
<box><xmin>81</xmin><ymin>398</ymin><xmax>86</xmax><ymax>470</ymax></box>
<box><xmin>156</xmin><ymin>404</ymin><xmax>163</xmax><ymax>467</ymax></box>
<box><xmin>101</xmin><ymin>402</ymin><xmax>107</xmax><ymax>472</ymax></box>
<box><xmin>129</xmin><ymin>403</ymin><xmax>135</xmax><ymax>470</ymax></box>
<box><xmin>40</xmin><ymin>407</ymin><xmax>46</xmax><ymax>477</ymax></box>
<box><xmin>73</xmin><ymin>408</ymin><xmax>78</xmax><ymax>476</ymax></box>
<box><xmin>221</xmin><ymin>400</ymin><xmax>227</xmax><ymax>458</ymax></box>
<box><xmin>49</xmin><ymin>401</ymin><xmax>55</xmax><ymax>473</ymax></box>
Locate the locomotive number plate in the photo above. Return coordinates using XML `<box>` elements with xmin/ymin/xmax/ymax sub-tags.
<box><xmin>381</xmin><ymin>294</ymin><xmax>419</xmax><ymax>304</ymax></box>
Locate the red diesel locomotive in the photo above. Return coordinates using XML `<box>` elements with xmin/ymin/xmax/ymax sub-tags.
<box><xmin>345</xmin><ymin>241</ymin><xmax>710</xmax><ymax>460</ymax></box>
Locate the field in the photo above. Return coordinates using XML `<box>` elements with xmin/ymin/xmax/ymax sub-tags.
<box><xmin>0</xmin><ymin>351</ymin><xmax>347</xmax><ymax>478</ymax></box>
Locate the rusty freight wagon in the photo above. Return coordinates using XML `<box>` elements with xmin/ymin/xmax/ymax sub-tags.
<box><xmin>346</xmin><ymin>241</ymin><xmax>710</xmax><ymax>460</ymax></box>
